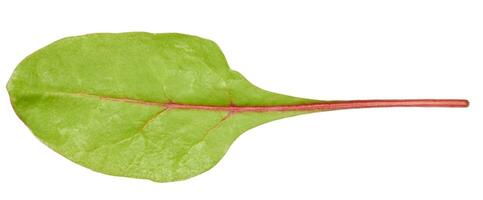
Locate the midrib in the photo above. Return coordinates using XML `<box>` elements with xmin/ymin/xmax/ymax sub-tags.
<box><xmin>50</xmin><ymin>91</ymin><xmax>469</xmax><ymax>112</ymax></box>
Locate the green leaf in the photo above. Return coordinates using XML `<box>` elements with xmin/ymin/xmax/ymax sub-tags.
<box><xmin>7</xmin><ymin>32</ymin><xmax>469</xmax><ymax>182</ymax></box>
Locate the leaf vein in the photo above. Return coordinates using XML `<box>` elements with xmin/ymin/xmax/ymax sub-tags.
<box><xmin>86</xmin><ymin>108</ymin><xmax>168</xmax><ymax>153</ymax></box>
<box><xmin>175</xmin><ymin>112</ymin><xmax>234</xmax><ymax>167</ymax></box>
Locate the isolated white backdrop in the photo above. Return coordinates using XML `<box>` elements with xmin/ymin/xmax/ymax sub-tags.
<box><xmin>1</xmin><ymin>0</ymin><xmax>482</xmax><ymax>199</ymax></box>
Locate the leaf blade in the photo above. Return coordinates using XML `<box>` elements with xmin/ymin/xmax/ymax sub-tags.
<box><xmin>7</xmin><ymin>32</ymin><xmax>315</xmax><ymax>182</ymax></box>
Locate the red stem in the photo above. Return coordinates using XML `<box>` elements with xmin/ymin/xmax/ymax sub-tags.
<box><xmin>165</xmin><ymin>99</ymin><xmax>469</xmax><ymax>112</ymax></box>
<box><xmin>69</xmin><ymin>93</ymin><xmax>469</xmax><ymax>112</ymax></box>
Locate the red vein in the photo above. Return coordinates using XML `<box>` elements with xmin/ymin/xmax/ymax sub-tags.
<box><xmin>165</xmin><ymin>99</ymin><xmax>469</xmax><ymax>112</ymax></box>
<box><xmin>141</xmin><ymin>108</ymin><xmax>168</xmax><ymax>130</ymax></box>
<box><xmin>176</xmin><ymin>112</ymin><xmax>234</xmax><ymax>165</ymax></box>
<box><xmin>68</xmin><ymin>92</ymin><xmax>163</xmax><ymax>107</ymax></box>
<box><xmin>199</xmin><ymin>112</ymin><xmax>233</xmax><ymax>140</ymax></box>
<box><xmin>59</xmin><ymin>92</ymin><xmax>469</xmax><ymax>112</ymax></box>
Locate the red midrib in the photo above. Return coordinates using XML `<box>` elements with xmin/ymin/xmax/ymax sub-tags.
<box><xmin>165</xmin><ymin>99</ymin><xmax>469</xmax><ymax>112</ymax></box>
<box><xmin>71</xmin><ymin>92</ymin><xmax>469</xmax><ymax>112</ymax></box>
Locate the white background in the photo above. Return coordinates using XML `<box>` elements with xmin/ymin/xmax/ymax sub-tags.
<box><xmin>1</xmin><ymin>0</ymin><xmax>482</xmax><ymax>199</ymax></box>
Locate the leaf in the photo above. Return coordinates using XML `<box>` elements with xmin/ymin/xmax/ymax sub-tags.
<box><xmin>7</xmin><ymin>32</ymin><xmax>468</xmax><ymax>182</ymax></box>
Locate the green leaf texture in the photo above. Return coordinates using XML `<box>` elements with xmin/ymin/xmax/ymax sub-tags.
<box><xmin>7</xmin><ymin>32</ymin><xmax>320</xmax><ymax>182</ymax></box>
